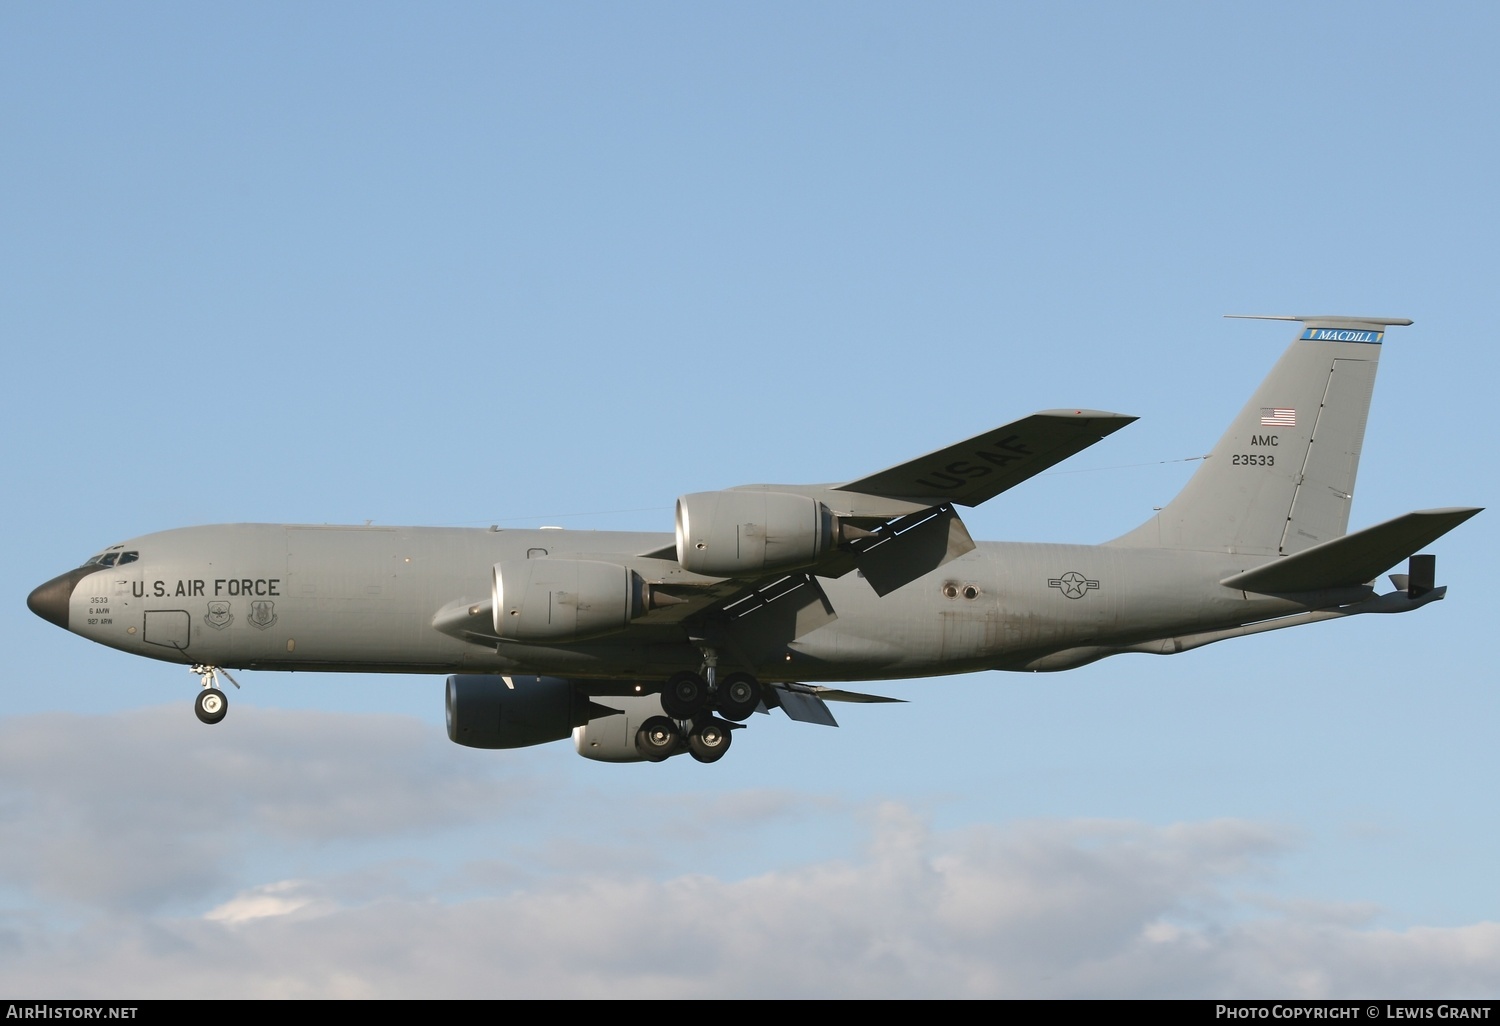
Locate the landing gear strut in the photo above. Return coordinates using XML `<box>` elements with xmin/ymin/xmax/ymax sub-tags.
<box><xmin>190</xmin><ymin>664</ymin><xmax>240</xmax><ymax>725</ymax></box>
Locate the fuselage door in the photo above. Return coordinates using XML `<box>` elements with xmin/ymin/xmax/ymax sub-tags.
<box><xmin>143</xmin><ymin>609</ymin><xmax>191</xmax><ymax>651</ymax></box>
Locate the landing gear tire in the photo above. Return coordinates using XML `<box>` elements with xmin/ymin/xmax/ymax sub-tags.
<box><xmin>661</xmin><ymin>671</ymin><xmax>707</xmax><ymax>718</ymax></box>
<box><xmin>716</xmin><ymin>673</ymin><xmax>761</xmax><ymax>721</ymax></box>
<box><xmin>635</xmin><ymin>715</ymin><xmax>683</xmax><ymax>762</ymax></box>
<box><xmin>195</xmin><ymin>688</ymin><xmax>228</xmax><ymax>725</ymax></box>
<box><xmin>688</xmin><ymin>718</ymin><xmax>733</xmax><ymax>764</ymax></box>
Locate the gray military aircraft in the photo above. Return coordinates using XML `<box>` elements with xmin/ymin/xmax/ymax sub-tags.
<box><xmin>28</xmin><ymin>316</ymin><xmax>1480</xmax><ymax>764</ymax></box>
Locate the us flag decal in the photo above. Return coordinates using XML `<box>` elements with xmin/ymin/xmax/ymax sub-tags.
<box><xmin>1260</xmin><ymin>408</ymin><xmax>1296</xmax><ymax>426</ymax></box>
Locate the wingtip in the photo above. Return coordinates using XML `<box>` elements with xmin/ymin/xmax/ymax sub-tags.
<box><xmin>1034</xmin><ymin>408</ymin><xmax>1137</xmax><ymax>422</ymax></box>
<box><xmin>1413</xmin><ymin>506</ymin><xmax>1484</xmax><ymax>519</ymax></box>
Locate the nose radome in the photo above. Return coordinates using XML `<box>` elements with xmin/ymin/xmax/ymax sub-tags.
<box><xmin>27</xmin><ymin>568</ymin><xmax>93</xmax><ymax>630</ymax></box>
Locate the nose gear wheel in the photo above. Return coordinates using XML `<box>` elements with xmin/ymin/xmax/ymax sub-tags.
<box><xmin>190</xmin><ymin>664</ymin><xmax>240</xmax><ymax>725</ymax></box>
<box><xmin>195</xmin><ymin>687</ymin><xmax>228</xmax><ymax>724</ymax></box>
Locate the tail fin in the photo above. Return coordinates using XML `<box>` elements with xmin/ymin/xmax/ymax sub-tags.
<box><xmin>1111</xmin><ymin>316</ymin><xmax>1412</xmax><ymax>555</ymax></box>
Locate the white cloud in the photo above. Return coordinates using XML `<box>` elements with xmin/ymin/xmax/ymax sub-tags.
<box><xmin>204</xmin><ymin>881</ymin><xmax>327</xmax><ymax>924</ymax></box>
<box><xmin>2</xmin><ymin>709</ymin><xmax>1497</xmax><ymax>998</ymax></box>
<box><xmin>0</xmin><ymin>707</ymin><xmax>528</xmax><ymax>911</ymax></box>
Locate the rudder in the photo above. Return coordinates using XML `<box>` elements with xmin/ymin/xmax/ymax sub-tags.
<box><xmin>1111</xmin><ymin>316</ymin><xmax>1411</xmax><ymax>556</ymax></box>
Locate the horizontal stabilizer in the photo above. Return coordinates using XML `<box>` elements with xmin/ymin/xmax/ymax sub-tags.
<box><xmin>1225</xmin><ymin>314</ymin><xmax>1413</xmax><ymax>332</ymax></box>
<box><xmin>839</xmin><ymin>410</ymin><xmax>1135</xmax><ymax>507</ymax></box>
<box><xmin>1222</xmin><ymin>507</ymin><xmax>1482</xmax><ymax>593</ymax></box>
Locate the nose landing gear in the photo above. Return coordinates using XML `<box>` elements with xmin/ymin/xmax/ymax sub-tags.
<box><xmin>190</xmin><ymin>664</ymin><xmax>240</xmax><ymax>725</ymax></box>
<box><xmin>194</xmin><ymin>687</ymin><xmax>228</xmax><ymax>724</ymax></box>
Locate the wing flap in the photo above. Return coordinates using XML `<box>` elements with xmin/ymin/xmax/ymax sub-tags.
<box><xmin>854</xmin><ymin>505</ymin><xmax>976</xmax><ymax>596</ymax></box>
<box><xmin>766</xmin><ymin>683</ymin><xmax>906</xmax><ymax>728</ymax></box>
<box><xmin>718</xmin><ymin>573</ymin><xmax>838</xmax><ymax>658</ymax></box>
<box><xmin>1221</xmin><ymin>507</ymin><xmax>1482</xmax><ymax>593</ymax></box>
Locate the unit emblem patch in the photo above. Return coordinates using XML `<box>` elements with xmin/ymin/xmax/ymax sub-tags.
<box><xmin>248</xmin><ymin>600</ymin><xmax>278</xmax><ymax>630</ymax></box>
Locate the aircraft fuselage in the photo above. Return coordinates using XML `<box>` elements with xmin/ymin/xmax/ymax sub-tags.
<box><xmin>44</xmin><ymin>522</ymin><xmax>1350</xmax><ymax>681</ymax></box>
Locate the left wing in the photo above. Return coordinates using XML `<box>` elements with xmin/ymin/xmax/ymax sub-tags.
<box><xmin>726</xmin><ymin>409</ymin><xmax>1136</xmax><ymax>596</ymax></box>
<box><xmin>837</xmin><ymin>409</ymin><xmax>1137</xmax><ymax>508</ymax></box>
<box><xmin>640</xmin><ymin>410</ymin><xmax>1139</xmax><ymax>641</ymax></box>
<box><xmin>437</xmin><ymin>410</ymin><xmax>1136</xmax><ymax>654</ymax></box>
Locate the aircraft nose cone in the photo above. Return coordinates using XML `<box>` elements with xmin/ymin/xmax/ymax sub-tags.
<box><xmin>27</xmin><ymin>571</ymin><xmax>79</xmax><ymax>630</ymax></box>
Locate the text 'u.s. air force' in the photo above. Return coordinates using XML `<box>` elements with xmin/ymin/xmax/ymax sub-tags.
<box><xmin>132</xmin><ymin>578</ymin><xmax>281</xmax><ymax>598</ymax></box>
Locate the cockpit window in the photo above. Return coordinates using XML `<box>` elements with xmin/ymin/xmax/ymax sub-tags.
<box><xmin>82</xmin><ymin>547</ymin><xmax>137</xmax><ymax>567</ymax></box>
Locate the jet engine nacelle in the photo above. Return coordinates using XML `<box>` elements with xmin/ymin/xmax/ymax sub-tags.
<box><xmin>572</xmin><ymin>693</ymin><xmax>669</xmax><ymax>763</ymax></box>
<box><xmin>676</xmin><ymin>489</ymin><xmax>834</xmax><ymax>577</ymax></box>
<box><xmin>445</xmin><ymin>674</ymin><xmax>593</xmax><ymax>750</ymax></box>
<box><xmin>492</xmin><ymin>558</ymin><xmax>646</xmax><ymax>643</ymax></box>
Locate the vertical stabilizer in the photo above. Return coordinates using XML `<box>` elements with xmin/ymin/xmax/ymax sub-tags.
<box><xmin>1110</xmin><ymin>316</ymin><xmax>1411</xmax><ymax>555</ymax></box>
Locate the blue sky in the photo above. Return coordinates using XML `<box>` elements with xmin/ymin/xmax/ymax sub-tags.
<box><xmin>2</xmin><ymin>2</ymin><xmax>1497</xmax><ymax>997</ymax></box>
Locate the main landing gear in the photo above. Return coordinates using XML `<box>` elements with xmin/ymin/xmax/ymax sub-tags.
<box><xmin>190</xmin><ymin>664</ymin><xmax>240</xmax><ymax>725</ymax></box>
<box><xmin>636</xmin><ymin>662</ymin><xmax>765</xmax><ymax>764</ymax></box>
<box><xmin>659</xmin><ymin>670</ymin><xmax>761</xmax><ymax>721</ymax></box>
<box><xmin>634</xmin><ymin>712</ymin><xmax>737</xmax><ymax>764</ymax></box>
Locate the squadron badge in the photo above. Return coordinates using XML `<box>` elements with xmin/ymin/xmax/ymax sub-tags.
<box><xmin>204</xmin><ymin>601</ymin><xmax>233</xmax><ymax>629</ymax></box>
<box><xmin>248</xmin><ymin>600</ymin><xmax>278</xmax><ymax>630</ymax></box>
